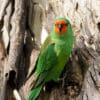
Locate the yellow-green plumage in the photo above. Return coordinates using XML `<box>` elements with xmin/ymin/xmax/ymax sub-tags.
<box><xmin>28</xmin><ymin>17</ymin><xmax>74</xmax><ymax>100</ymax></box>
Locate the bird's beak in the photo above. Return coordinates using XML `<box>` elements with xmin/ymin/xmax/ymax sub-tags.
<box><xmin>58</xmin><ymin>24</ymin><xmax>63</xmax><ymax>32</ymax></box>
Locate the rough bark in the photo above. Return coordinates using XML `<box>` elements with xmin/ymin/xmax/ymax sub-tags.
<box><xmin>0</xmin><ymin>0</ymin><xmax>100</xmax><ymax>100</ymax></box>
<box><xmin>0</xmin><ymin>0</ymin><xmax>26</xmax><ymax>99</ymax></box>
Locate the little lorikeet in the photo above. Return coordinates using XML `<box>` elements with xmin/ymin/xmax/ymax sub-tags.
<box><xmin>28</xmin><ymin>17</ymin><xmax>74</xmax><ymax>100</ymax></box>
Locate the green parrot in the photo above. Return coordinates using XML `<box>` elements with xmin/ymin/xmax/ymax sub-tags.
<box><xmin>28</xmin><ymin>17</ymin><xmax>74</xmax><ymax>100</ymax></box>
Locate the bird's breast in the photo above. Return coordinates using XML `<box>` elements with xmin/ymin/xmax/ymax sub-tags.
<box><xmin>55</xmin><ymin>42</ymin><xmax>68</xmax><ymax>56</ymax></box>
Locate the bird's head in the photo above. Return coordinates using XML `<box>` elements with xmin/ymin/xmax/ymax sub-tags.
<box><xmin>50</xmin><ymin>17</ymin><xmax>73</xmax><ymax>39</ymax></box>
<box><xmin>54</xmin><ymin>18</ymin><xmax>70</xmax><ymax>34</ymax></box>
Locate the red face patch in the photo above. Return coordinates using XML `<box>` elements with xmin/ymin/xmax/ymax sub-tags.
<box><xmin>55</xmin><ymin>20</ymin><xmax>68</xmax><ymax>34</ymax></box>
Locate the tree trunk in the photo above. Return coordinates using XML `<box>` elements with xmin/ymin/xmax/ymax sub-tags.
<box><xmin>0</xmin><ymin>0</ymin><xmax>100</xmax><ymax>100</ymax></box>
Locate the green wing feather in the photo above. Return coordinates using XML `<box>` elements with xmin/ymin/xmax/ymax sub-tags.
<box><xmin>35</xmin><ymin>43</ymin><xmax>57</xmax><ymax>86</ymax></box>
<box><xmin>28</xmin><ymin>36</ymin><xmax>57</xmax><ymax>100</ymax></box>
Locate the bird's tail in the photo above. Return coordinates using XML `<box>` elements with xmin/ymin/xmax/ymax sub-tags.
<box><xmin>28</xmin><ymin>84</ymin><xmax>43</xmax><ymax>100</ymax></box>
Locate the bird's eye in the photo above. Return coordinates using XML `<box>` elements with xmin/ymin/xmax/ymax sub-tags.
<box><xmin>55</xmin><ymin>24</ymin><xmax>59</xmax><ymax>26</ymax></box>
<box><xmin>65</xmin><ymin>23</ymin><xmax>68</xmax><ymax>26</ymax></box>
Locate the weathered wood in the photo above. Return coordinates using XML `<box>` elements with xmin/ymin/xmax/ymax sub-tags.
<box><xmin>0</xmin><ymin>0</ymin><xmax>26</xmax><ymax>99</ymax></box>
<box><xmin>0</xmin><ymin>0</ymin><xmax>10</xmax><ymax>21</ymax></box>
<box><xmin>0</xmin><ymin>35</ymin><xmax>6</xmax><ymax>100</ymax></box>
<box><xmin>2</xmin><ymin>1</ymin><xmax>12</xmax><ymax>49</ymax></box>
